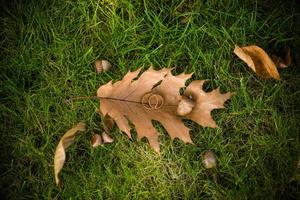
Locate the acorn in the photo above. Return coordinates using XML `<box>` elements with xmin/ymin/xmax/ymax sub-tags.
<box><xmin>176</xmin><ymin>96</ymin><xmax>195</xmax><ymax>116</ymax></box>
<box><xmin>202</xmin><ymin>150</ymin><xmax>217</xmax><ymax>169</ymax></box>
<box><xmin>95</xmin><ymin>60</ymin><xmax>112</xmax><ymax>73</ymax></box>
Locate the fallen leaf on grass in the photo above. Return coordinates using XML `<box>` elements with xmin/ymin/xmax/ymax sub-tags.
<box><xmin>97</xmin><ymin>67</ymin><xmax>233</xmax><ymax>153</ymax></box>
<box><xmin>54</xmin><ymin>122</ymin><xmax>86</xmax><ymax>186</ymax></box>
<box><xmin>234</xmin><ymin>45</ymin><xmax>280</xmax><ymax>80</ymax></box>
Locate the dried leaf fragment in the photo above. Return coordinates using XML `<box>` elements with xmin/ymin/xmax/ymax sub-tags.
<box><xmin>91</xmin><ymin>133</ymin><xmax>102</xmax><ymax>147</ymax></box>
<box><xmin>95</xmin><ymin>60</ymin><xmax>112</xmax><ymax>73</ymax></box>
<box><xmin>234</xmin><ymin>45</ymin><xmax>280</xmax><ymax>80</ymax></box>
<box><xmin>54</xmin><ymin>122</ymin><xmax>86</xmax><ymax>186</ymax></box>
<box><xmin>202</xmin><ymin>150</ymin><xmax>217</xmax><ymax>169</ymax></box>
<box><xmin>91</xmin><ymin>132</ymin><xmax>114</xmax><ymax>148</ymax></box>
<box><xmin>102</xmin><ymin>132</ymin><xmax>114</xmax><ymax>143</ymax></box>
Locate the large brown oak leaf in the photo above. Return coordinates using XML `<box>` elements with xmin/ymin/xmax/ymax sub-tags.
<box><xmin>97</xmin><ymin>67</ymin><xmax>232</xmax><ymax>153</ymax></box>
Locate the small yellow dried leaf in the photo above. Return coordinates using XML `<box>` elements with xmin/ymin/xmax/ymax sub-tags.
<box><xmin>234</xmin><ymin>45</ymin><xmax>280</xmax><ymax>80</ymax></box>
<box><xmin>54</xmin><ymin>122</ymin><xmax>86</xmax><ymax>186</ymax></box>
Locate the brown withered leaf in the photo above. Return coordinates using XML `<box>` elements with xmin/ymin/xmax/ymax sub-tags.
<box><xmin>97</xmin><ymin>67</ymin><xmax>232</xmax><ymax>153</ymax></box>
<box><xmin>54</xmin><ymin>122</ymin><xmax>86</xmax><ymax>185</ymax></box>
<box><xmin>234</xmin><ymin>45</ymin><xmax>280</xmax><ymax>80</ymax></box>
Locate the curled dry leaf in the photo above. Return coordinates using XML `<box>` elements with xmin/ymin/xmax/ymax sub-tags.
<box><xmin>271</xmin><ymin>47</ymin><xmax>291</xmax><ymax>68</ymax></box>
<box><xmin>102</xmin><ymin>132</ymin><xmax>114</xmax><ymax>143</ymax></box>
<box><xmin>234</xmin><ymin>45</ymin><xmax>280</xmax><ymax>80</ymax></box>
<box><xmin>97</xmin><ymin>67</ymin><xmax>232</xmax><ymax>153</ymax></box>
<box><xmin>202</xmin><ymin>150</ymin><xmax>217</xmax><ymax>169</ymax></box>
<box><xmin>91</xmin><ymin>133</ymin><xmax>102</xmax><ymax>148</ymax></box>
<box><xmin>95</xmin><ymin>60</ymin><xmax>112</xmax><ymax>73</ymax></box>
<box><xmin>54</xmin><ymin>122</ymin><xmax>86</xmax><ymax>186</ymax></box>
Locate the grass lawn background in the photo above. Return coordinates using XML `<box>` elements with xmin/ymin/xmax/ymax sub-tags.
<box><xmin>1</xmin><ymin>0</ymin><xmax>300</xmax><ymax>199</ymax></box>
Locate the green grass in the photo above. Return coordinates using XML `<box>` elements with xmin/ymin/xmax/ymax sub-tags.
<box><xmin>1</xmin><ymin>0</ymin><xmax>300</xmax><ymax>199</ymax></box>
